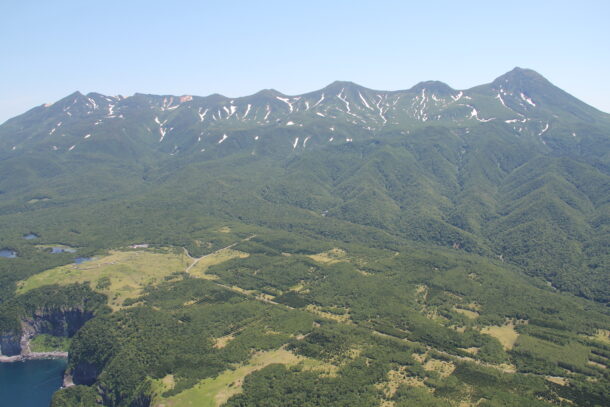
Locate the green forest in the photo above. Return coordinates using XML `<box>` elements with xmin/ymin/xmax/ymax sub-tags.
<box><xmin>0</xmin><ymin>68</ymin><xmax>609</xmax><ymax>406</ymax></box>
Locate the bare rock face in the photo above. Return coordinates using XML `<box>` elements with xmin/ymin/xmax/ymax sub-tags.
<box><xmin>72</xmin><ymin>361</ymin><xmax>99</xmax><ymax>386</ymax></box>
<box><xmin>0</xmin><ymin>307</ymin><xmax>95</xmax><ymax>357</ymax></box>
<box><xmin>0</xmin><ymin>332</ymin><xmax>21</xmax><ymax>356</ymax></box>
<box><xmin>25</xmin><ymin>308</ymin><xmax>95</xmax><ymax>338</ymax></box>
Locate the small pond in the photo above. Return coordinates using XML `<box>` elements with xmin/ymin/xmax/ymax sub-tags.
<box><xmin>50</xmin><ymin>247</ymin><xmax>77</xmax><ymax>254</ymax></box>
<box><xmin>0</xmin><ymin>249</ymin><xmax>17</xmax><ymax>258</ymax></box>
<box><xmin>23</xmin><ymin>233</ymin><xmax>39</xmax><ymax>240</ymax></box>
<box><xmin>74</xmin><ymin>257</ymin><xmax>93</xmax><ymax>264</ymax></box>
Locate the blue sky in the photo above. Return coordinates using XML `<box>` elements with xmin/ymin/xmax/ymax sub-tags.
<box><xmin>1</xmin><ymin>0</ymin><xmax>609</xmax><ymax>122</ymax></box>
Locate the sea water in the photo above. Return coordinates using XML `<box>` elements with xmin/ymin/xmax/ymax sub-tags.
<box><xmin>0</xmin><ymin>359</ymin><xmax>67</xmax><ymax>406</ymax></box>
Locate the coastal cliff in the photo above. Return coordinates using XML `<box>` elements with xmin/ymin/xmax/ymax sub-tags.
<box><xmin>0</xmin><ymin>307</ymin><xmax>94</xmax><ymax>360</ymax></box>
<box><xmin>0</xmin><ymin>284</ymin><xmax>108</xmax><ymax>360</ymax></box>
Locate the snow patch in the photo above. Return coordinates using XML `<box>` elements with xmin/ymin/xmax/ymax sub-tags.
<box><xmin>276</xmin><ymin>96</ymin><xmax>294</xmax><ymax>113</ymax></box>
<box><xmin>303</xmin><ymin>136</ymin><xmax>311</xmax><ymax>147</ymax></box>
<box><xmin>316</xmin><ymin>112</ymin><xmax>325</xmax><ymax>117</ymax></box>
<box><xmin>337</xmin><ymin>88</ymin><xmax>352</xmax><ymax>114</ymax></box>
<box><xmin>218</xmin><ymin>134</ymin><xmax>228</xmax><ymax>144</ymax></box>
<box><xmin>467</xmin><ymin>105</ymin><xmax>495</xmax><ymax>122</ymax></box>
<box><xmin>292</xmin><ymin>137</ymin><xmax>299</xmax><ymax>149</ymax></box>
<box><xmin>451</xmin><ymin>91</ymin><xmax>463</xmax><ymax>102</ymax></box>
<box><xmin>84</xmin><ymin>134</ymin><xmax>91</xmax><ymax>139</ymax></box>
<box><xmin>375</xmin><ymin>95</ymin><xmax>387</xmax><ymax>124</ymax></box>
<box><xmin>242</xmin><ymin>104</ymin><xmax>252</xmax><ymax>119</ymax></box>
<box><xmin>264</xmin><ymin>104</ymin><xmax>271</xmax><ymax>121</ymax></box>
<box><xmin>198</xmin><ymin>108</ymin><xmax>208</xmax><ymax>122</ymax></box>
<box><xmin>286</xmin><ymin>121</ymin><xmax>295</xmax><ymax>126</ymax></box>
<box><xmin>87</xmin><ymin>97</ymin><xmax>98</xmax><ymax>110</ymax></box>
<box><xmin>538</xmin><ymin>123</ymin><xmax>549</xmax><ymax>136</ymax></box>
<box><xmin>312</xmin><ymin>93</ymin><xmax>325</xmax><ymax>108</ymax></box>
<box><xmin>68</xmin><ymin>145</ymin><xmax>76</xmax><ymax>151</ymax></box>
<box><xmin>520</xmin><ymin>93</ymin><xmax>536</xmax><ymax>107</ymax></box>
<box><xmin>496</xmin><ymin>93</ymin><xmax>507</xmax><ymax>108</ymax></box>
<box><xmin>358</xmin><ymin>92</ymin><xmax>373</xmax><ymax>110</ymax></box>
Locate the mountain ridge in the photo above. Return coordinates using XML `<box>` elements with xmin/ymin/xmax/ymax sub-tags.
<box><xmin>25</xmin><ymin>67</ymin><xmax>609</xmax><ymax>116</ymax></box>
<box><xmin>3</xmin><ymin>68</ymin><xmax>609</xmax><ymax>161</ymax></box>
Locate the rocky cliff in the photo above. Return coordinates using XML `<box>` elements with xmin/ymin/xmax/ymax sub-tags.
<box><xmin>0</xmin><ymin>307</ymin><xmax>95</xmax><ymax>357</ymax></box>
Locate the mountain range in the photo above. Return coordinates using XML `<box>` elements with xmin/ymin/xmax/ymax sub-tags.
<box><xmin>0</xmin><ymin>68</ymin><xmax>609</xmax><ymax>407</ymax></box>
<box><xmin>1</xmin><ymin>67</ymin><xmax>609</xmax><ymax>301</ymax></box>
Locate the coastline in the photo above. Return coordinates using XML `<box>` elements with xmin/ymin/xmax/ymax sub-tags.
<box><xmin>0</xmin><ymin>351</ymin><xmax>68</xmax><ymax>363</ymax></box>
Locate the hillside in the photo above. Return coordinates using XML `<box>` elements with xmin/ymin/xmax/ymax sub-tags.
<box><xmin>0</xmin><ymin>68</ymin><xmax>609</xmax><ymax>406</ymax></box>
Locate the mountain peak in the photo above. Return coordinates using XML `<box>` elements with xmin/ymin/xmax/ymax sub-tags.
<box><xmin>252</xmin><ymin>89</ymin><xmax>284</xmax><ymax>98</ymax></box>
<box><xmin>409</xmin><ymin>80</ymin><xmax>455</xmax><ymax>95</ymax></box>
<box><xmin>492</xmin><ymin>67</ymin><xmax>549</xmax><ymax>88</ymax></box>
<box><xmin>322</xmin><ymin>80</ymin><xmax>364</xmax><ymax>91</ymax></box>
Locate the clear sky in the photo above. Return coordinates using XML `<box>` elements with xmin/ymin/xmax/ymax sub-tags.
<box><xmin>2</xmin><ymin>0</ymin><xmax>609</xmax><ymax>123</ymax></box>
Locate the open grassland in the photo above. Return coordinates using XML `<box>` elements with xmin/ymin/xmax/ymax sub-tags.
<box><xmin>154</xmin><ymin>349</ymin><xmax>329</xmax><ymax>407</ymax></box>
<box><xmin>187</xmin><ymin>249</ymin><xmax>249</xmax><ymax>279</ymax></box>
<box><xmin>17</xmin><ymin>246</ymin><xmax>251</xmax><ymax>310</ymax></box>
<box><xmin>307</xmin><ymin>248</ymin><xmax>348</xmax><ymax>264</ymax></box>
<box><xmin>17</xmin><ymin>249</ymin><xmax>190</xmax><ymax>309</ymax></box>
<box><xmin>481</xmin><ymin>323</ymin><xmax>519</xmax><ymax>350</ymax></box>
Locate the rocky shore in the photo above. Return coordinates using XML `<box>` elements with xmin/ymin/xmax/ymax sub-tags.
<box><xmin>0</xmin><ymin>350</ymin><xmax>68</xmax><ymax>363</ymax></box>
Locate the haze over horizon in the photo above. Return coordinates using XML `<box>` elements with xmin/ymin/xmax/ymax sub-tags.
<box><xmin>2</xmin><ymin>0</ymin><xmax>609</xmax><ymax>123</ymax></box>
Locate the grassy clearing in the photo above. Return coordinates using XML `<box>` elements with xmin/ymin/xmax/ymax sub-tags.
<box><xmin>307</xmin><ymin>248</ymin><xmax>348</xmax><ymax>264</ymax></box>
<box><xmin>376</xmin><ymin>366</ymin><xmax>428</xmax><ymax>398</ymax></box>
<box><xmin>151</xmin><ymin>375</ymin><xmax>176</xmax><ymax>397</ymax></box>
<box><xmin>545</xmin><ymin>376</ymin><xmax>568</xmax><ymax>386</ymax></box>
<box><xmin>423</xmin><ymin>358</ymin><xmax>455</xmax><ymax>378</ymax></box>
<box><xmin>481</xmin><ymin>323</ymin><xmax>519</xmax><ymax>350</ymax></box>
<box><xmin>514</xmin><ymin>335</ymin><xmax>590</xmax><ymax>368</ymax></box>
<box><xmin>454</xmin><ymin>307</ymin><xmax>480</xmax><ymax>319</ymax></box>
<box><xmin>587</xmin><ymin>360</ymin><xmax>607</xmax><ymax>369</ymax></box>
<box><xmin>187</xmin><ymin>249</ymin><xmax>249</xmax><ymax>279</ymax></box>
<box><xmin>29</xmin><ymin>334</ymin><xmax>70</xmax><ymax>352</ymax></box>
<box><xmin>305</xmin><ymin>304</ymin><xmax>352</xmax><ymax>323</ymax></box>
<box><xmin>592</xmin><ymin>329</ymin><xmax>610</xmax><ymax>345</ymax></box>
<box><xmin>17</xmin><ymin>249</ymin><xmax>190</xmax><ymax>309</ymax></box>
<box><xmin>213</xmin><ymin>334</ymin><xmax>235</xmax><ymax>349</ymax></box>
<box><xmin>155</xmin><ymin>349</ymin><xmax>313</xmax><ymax>407</ymax></box>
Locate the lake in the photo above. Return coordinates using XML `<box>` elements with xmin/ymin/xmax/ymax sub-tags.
<box><xmin>0</xmin><ymin>359</ymin><xmax>67</xmax><ymax>406</ymax></box>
